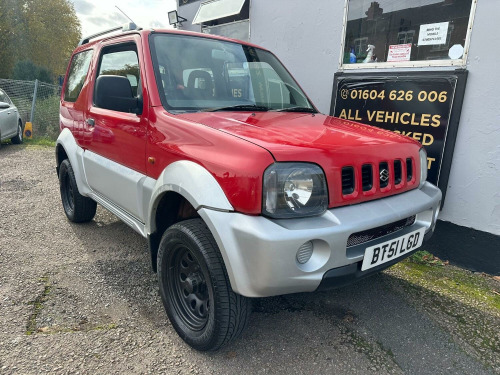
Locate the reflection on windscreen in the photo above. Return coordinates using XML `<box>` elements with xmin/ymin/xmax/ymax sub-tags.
<box><xmin>150</xmin><ymin>33</ymin><xmax>313</xmax><ymax>112</ymax></box>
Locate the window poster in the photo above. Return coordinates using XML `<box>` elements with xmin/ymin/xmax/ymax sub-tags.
<box><xmin>418</xmin><ymin>22</ymin><xmax>450</xmax><ymax>46</ymax></box>
<box><xmin>387</xmin><ymin>44</ymin><xmax>412</xmax><ymax>62</ymax></box>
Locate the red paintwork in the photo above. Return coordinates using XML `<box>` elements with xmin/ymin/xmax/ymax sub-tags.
<box><xmin>60</xmin><ymin>29</ymin><xmax>423</xmax><ymax>215</ymax></box>
<box><xmin>176</xmin><ymin>112</ymin><xmax>421</xmax><ymax>209</ymax></box>
<box><xmin>147</xmin><ymin>108</ymin><xmax>274</xmax><ymax>214</ymax></box>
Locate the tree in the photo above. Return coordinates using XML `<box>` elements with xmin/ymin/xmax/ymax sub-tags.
<box><xmin>0</xmin><ymin>0</ymin><xmax>81</xmax><ymax>80</ymax></box>
<box><xmin>0</xmin><ymin>0</ymin><xmax>25</xmax><ymax>78</ymax></box>
<box><xmin>12</xmin><ymin>60</ymin><xmax>54</xmax><ymax>83</ymax></box>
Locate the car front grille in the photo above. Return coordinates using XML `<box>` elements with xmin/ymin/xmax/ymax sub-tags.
<box><xmin>346</xmin><ymin>215</ymin><xmax>416</xmax><ymax>247</ymax></box>
<box><xmin>341</xmin><ymin>157</ymin><xmax>415</xmax><ymax>196</ymax></box>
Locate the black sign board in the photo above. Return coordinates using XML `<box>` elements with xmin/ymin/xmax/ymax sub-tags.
<box><xmin>330</xmin><ymin>70</ymin><xmax>468</xmax><ymax>204</ymax></box>
<box><xmin>179</xmin><ymin>0</ymin><xmax>198</xmax><ymax>6</ymax></box>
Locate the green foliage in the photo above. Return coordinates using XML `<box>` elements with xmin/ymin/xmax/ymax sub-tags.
<box><xmin>12</xmin><ymin>60</ymin><xmax>54</xmax><ymax>83</ymax></box>
<box><xmin>409</xmin><ymin>250</ymin><xmax>447</xmax><ymax>266</ymax></box>
<box><xmin>33</xmin><ymin>95</ymin><xmax>60</xmax><ymax>141</ymax></box>
<box><xmin>24</xmin><ymin>137</ymin><xmax>56</xmax><ymax>147</ymax></box>
<box><xmin>0</xmin><ymin>0</ymin><xmax>81</xmax><ymax>79</ymax></box>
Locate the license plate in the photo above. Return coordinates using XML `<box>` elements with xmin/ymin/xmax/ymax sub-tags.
<box><xmin>361</xmin><ymin>227</ymin><xmax>425</xmax><ymax>271</ymax></box>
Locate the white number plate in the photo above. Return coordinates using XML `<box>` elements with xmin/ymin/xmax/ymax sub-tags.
<box><xmin>361</xmin><ymin>227</ymin><xmax>425</xmax><ymax>271</ymax></box>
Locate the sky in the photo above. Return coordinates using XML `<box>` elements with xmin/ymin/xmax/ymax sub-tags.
<box><xmin>71</xmin><ymin>0</ymin><xmax>177</xmax><ymax>38</ymax></box>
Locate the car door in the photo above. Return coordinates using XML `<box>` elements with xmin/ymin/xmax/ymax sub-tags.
<box><xmin>0</xmin><ymin>90</ymin><xmax>17</xmax><ymax>138</ymax></box>
<box><xmin>82</xmin><ymin>35</ymin><xmax>148</xmax><ymax>221</ymax></box>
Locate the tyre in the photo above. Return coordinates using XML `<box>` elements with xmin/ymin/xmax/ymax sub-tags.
<box><xmin>158</xmin><ymin>218</ymin><xmax>252</xmax><ymax>351</ymax></box>
<box><xmin>59</xmin><ymin>159</ymin><xmax>97</xmax><ymax>222</ymax></box>
<box><xmin>11</xmin><ymin>120</ymin><xmax>23</xmax><ymax>144</ymax></box>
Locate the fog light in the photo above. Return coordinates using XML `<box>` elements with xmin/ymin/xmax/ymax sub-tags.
<box><xmin>296</xmin><ymin>241</ymin><xmax>313</xmax><ymax>264</ymax></box>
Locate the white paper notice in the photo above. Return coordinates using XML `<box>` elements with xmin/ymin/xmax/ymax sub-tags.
<box><xmin>387</xmin><ymin>43</ymin><xmax>412</xmax><ymax>62</ymax></box>
<box><xmin>418</xmin><ymin>22</ymin><xmax>449</xmax><ymax>46</ymax></box>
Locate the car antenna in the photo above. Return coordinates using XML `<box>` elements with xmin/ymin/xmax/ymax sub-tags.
<box><xmin>115</xmin><ymin>5</ymin><xmax>136</xmax><ymax>24</ymax></box>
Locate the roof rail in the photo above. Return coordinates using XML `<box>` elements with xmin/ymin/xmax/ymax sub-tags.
<box><xmin>78</xmin><ymin>22</ymin><xmax>140</xmax><ymax>46</ymax></box>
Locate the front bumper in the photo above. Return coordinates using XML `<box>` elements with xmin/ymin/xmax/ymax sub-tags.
<box><xmin>198</xmin><ymin>182</ymin><xmax>441</xmax><ymax>298</ymax></box>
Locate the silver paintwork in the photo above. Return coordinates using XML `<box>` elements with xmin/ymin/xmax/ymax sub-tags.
<box><xmin>83</xmin><ymin>150</ymin><xmax>151</xmax><ymax>222</ymax></box>
<box><xmin>199</xmin><ymin>182</ymin><xmax>442</xmax><ymax>297</ymax></box>
<box><xmin>146</xmin><ymin>160</ymin><xmax>233</xmax><ymax>234</ymax></box>
<box><xmin>0</xmin><ymin>91</ymin><xmax>20</xmax><ymax>141</ymax></box>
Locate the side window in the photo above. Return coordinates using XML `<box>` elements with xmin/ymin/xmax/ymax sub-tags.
<box><xmin>97</xmin><ymin>45</ymin><xmax>140</xmax><ymax>97</ymax></box>
<box><xmin>64</xmin><ymin>49</ymin><xmax>93</xmax><ymax>102</ymax></box>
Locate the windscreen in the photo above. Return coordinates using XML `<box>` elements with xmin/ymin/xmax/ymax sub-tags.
<box><xmin>150</xmin><ymin>33</ymin><xmax>315</xmax><ymax>113</ymax></box>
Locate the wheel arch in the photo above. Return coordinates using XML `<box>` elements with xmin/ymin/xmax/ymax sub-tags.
<box><xmin>146</xmin><ymin>160</ymin><xmax>234</xmax><ymax>272</ymax></box>
<box><xmin>55</xmin><ymin>128</ymin><xmax>91</xmax><ymax>196</ymax></box>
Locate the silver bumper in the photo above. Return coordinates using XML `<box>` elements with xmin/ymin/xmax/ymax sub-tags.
<box><xmin>198</xmin><ymin>182</ymin><xmax>442</xmax><ymax>298</ymax></box>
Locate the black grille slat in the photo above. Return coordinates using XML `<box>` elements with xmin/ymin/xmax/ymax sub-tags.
<box><xmin>361</xmin><ymin>164</ymin><xmax>373</xmax><ymax>191</ymax></box>
<box><xmin>342</xmin><ymin>167</ymin><xmax>355</xmax><ymax>195</ymax></box>
<box><xmin>347</xmin><ymin>215</ymin><xmax>416</xmax><ymax>247</ymax></box>
<box><xmin>406</xmin><ymin>158</ymin><xmax>413</xmax><ymax>181</ymax></box>
<box><xmin>379</xmin><ymin>162</ymin><xmax>389</xmax><ymax>188</ymax></box>
<box><xmin>394</xmin><ymin>160</ymin><xmax>402</xmax><ymax>185</ymax></box>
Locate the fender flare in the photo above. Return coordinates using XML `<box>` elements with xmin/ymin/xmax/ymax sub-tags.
<box><xmin>55</xmin><ymin>128</ymin><xmax>92</xmax><ymax>196</ymax></box>
<box><xmin>146</xmin><ymin>160</ymin><xmax>233</xmax><ymax>234</ymax></box>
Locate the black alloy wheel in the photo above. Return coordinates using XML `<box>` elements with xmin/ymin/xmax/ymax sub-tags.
<box><xmin>59</xmin><ymin>159</ymin><xmax>97</xmax><ymax>222</ymax></box>
<box><xmin>168</xmin><ymin>244</ymin><xmax>210</xmax><ymax>331</ymax></box>
<box><xmin>11</xmin><ymin>121</ymin><xmax>23</xmax><ymax>144</ymax></box>
<box><xmin>158</xmin><ymin>219</ymin><xmax>252</xmax><ymax>351</ymax></box>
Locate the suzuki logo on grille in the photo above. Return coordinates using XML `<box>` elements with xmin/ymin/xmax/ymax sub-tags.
<box><xmin>380</xmin><ymin>169</ymin><xmax>389</xmax><ymax>182</ymax></box>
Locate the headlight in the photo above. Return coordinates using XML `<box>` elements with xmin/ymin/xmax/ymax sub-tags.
<box><xmin>419</xmin><ymin>148</ymin><xmax>428</xmax><ymax>188</ymax></box>
<box><xmin>263</xmin><ymin>163</ymin><xmax>328</xmax><ymax>219</ymax></box>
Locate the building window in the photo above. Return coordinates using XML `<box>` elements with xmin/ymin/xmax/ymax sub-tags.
<box><xmin>353</xmin><ymin>37</ymin><xmax>368</xmax><ymax>56</ymax></box>
<box><xmin>397</xmin><ymin>30</ymin><xmax>415</xmax><ymax>44</ymax></box>
<box><xmin>341</xmin><ymin>0</ymin><xmax>476</xmax><ymax>68</ymax></box>
<box><xmin>193</xmin><ymin>0</ymin><xmax>250</xmax><ymax>41</ymax></box>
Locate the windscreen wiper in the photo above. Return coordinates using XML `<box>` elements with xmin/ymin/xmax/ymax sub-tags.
<box><xmin>271</xmin><ymin>107</ymin><xmax>318</xmax><ymax>113</ymax></box>
<box><xmin>204</xmin><ymin>104</ymin><xmax>270</xmax><ymax>112</ymax></box>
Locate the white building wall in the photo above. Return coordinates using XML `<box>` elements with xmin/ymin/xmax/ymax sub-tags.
<box><xmin>177</xmin><ymin>0</ymin><xmax>500</xmax><ymax>236</ymax></box>
<box><xmin>436</xmin><ymin>1</ymin><xmax>500</xmax><ymax>235</ymax></box>
<box><xmin>249</xmin><ymin>0</ymin><xmax>344</xmax><ymax>114</ymax></box>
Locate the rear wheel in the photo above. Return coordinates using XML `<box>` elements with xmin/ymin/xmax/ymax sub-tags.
<box><xmin>59</xmin><ymin>159</ymin><xmax>96</xmax><ymax>222</ymax></box>
<box><xmin>158</xmin><ymin>219</ymin><xmax>252</xmax><ymax>351</ymax></box>
<box><xmin>11</xmin><ymin>120</ymin><xmax>23</xmax><ymax>144</ymax></box>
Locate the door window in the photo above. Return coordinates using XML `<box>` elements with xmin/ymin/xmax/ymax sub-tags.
<box><xmin>97</xmin><ymin>45</ymin><xmax>141</xmax><ymax>99</ymax></box>
<box><xmin>64</xmin><ymin>49</ymin><xmax>93</xmax><ymax>102</ymax></box>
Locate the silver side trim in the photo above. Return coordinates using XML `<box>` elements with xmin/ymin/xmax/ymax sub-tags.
<box><xmin>87</xmin><ymin>190</ymin><xmax>147</xmax><ymax>237</ymax></box>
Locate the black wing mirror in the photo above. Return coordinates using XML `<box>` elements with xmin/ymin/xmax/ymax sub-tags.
<box><xmin>94</xmin><ymin>75</ymin><xmax>142</xmax><ymax>114</ymax></box>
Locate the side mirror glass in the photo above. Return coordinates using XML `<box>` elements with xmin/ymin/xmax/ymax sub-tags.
<box><xmin>94</xmin><ymin>75</ymin><xmax>141</xmax><ymax>114</ymax></box>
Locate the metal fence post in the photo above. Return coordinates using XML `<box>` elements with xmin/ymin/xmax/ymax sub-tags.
<box><xmin>30</xmin><ymin>79</ymin><xmax>39</xmax><ymax>123</ymax></box>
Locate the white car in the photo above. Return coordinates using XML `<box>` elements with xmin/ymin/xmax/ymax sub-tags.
<box><xmin>0</xmin><ymin>88</ymin><xmax>23</xmax><ymax>146</ymax></box>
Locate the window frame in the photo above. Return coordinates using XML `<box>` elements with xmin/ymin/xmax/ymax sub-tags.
<box><xmin>338</xmin><ymin>0</ymin><xmax>478</xmax><ymax>70</ymax></box>
<box><xmin>93</xmin><ymin>42</ymin><xmax>142</xmax><ymax>110</ymax></box>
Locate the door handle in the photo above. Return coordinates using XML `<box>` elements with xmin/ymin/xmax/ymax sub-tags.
<box><xmin>86</xmin><ymin>118</ymin><xmax>95</xmax><ymax>127</ymax></box>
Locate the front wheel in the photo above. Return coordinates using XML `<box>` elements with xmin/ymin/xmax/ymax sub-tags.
<box><xmin>11</xmin><ymin>121</ymin><xmax>23</xmax><ymax>144</ymax></box>
<box><xmin>158</xmin><ymin>219</ymin><xmax>252</xmax><ymax>351</ymax></box>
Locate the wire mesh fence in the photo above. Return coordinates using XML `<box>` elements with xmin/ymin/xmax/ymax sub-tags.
<box><xmin>0</xmin><ymin>78</ymin><xmax>61</xmax><ymax>141</ymax></box>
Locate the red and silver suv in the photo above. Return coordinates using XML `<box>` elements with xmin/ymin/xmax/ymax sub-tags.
<box><xmin>56</xmin><ymin>24</ymin><xmax>441</xmax><ymax>351</ymax></box>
